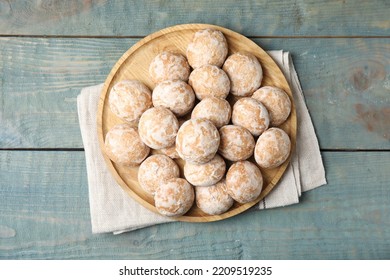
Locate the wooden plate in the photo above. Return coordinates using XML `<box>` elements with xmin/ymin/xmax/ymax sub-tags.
<box><xmin>97</xmin><ymin>23</ymin><xmax>297</xmax><ymax>222</ymax></box>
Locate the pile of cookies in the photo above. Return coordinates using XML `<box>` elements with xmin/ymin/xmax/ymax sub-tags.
<box><xmin>104</xmin><ymin>28</ymin><xmax>292</xmax><ymax>217</ymax></box>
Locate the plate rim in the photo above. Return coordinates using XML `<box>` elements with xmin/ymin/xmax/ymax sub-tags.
<box><xmin>97</xmin><ymin>23</ymin><xmax>297</xmax><ymax>222</ymax></box>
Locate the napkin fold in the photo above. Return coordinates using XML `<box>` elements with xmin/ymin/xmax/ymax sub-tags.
<box><xmin>77</xmin><ymin>50</ymin><xmax>326</xmax><ymax>234</ymax></box>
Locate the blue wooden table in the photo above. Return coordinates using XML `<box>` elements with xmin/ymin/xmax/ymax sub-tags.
<box><xmin>0</xmin><ymin>0</ymin><xmax>389</xmax><ymax>259</ymax></box>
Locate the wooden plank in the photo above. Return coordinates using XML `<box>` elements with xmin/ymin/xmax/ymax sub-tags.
<box><xmin>0</xmin><ymin>38</ymin><xmax>124</xmax><ymax>148</ymax></box>
<box><xmin>1</xmin><ymin>37</ymin><xmax>389</xmax><ymax>149</ymax></box>
<box><xmin>0</xmin><ymin>150</ymin><xmax>389</xmax><ymax>259</ymax></box>
<box><xmin>0</xmin><ymin>0</ymin><xmax>389</xmax><ymax>37</ymax></box>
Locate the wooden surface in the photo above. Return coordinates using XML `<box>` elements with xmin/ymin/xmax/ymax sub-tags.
<box><xmin>0</xmin><ymin>0</ymin><xmax>389</xmax><ymax>259</ymax></box>
<box><xmin>98</xmin><ymin>23</ymin><xmax>297</xmax><ymax>222</ymax></box>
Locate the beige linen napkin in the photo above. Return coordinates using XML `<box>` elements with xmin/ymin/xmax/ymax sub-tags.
<box><xmin>77</xmin><ymin>50</ymin><xmax>326</xmax><ymax>234</ymax></box>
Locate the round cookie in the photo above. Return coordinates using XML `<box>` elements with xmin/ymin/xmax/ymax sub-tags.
<box><xmin>218</xmin><ymin>125</ymin><xmax>255</xmax><ymax>162</ymax></box>
<box><xmin>104</xmin><ymin>123</ymin><xmax>149</xmax><ymax>166</ymax></box>
<box><xmin>188</xmin><ymin>65</ymin><xmax>230</xmax><ymax>100</ymax></box>
<box><xmin>176</xmin><ymin>118</ymin><xmax>220</xmax><ymax>164</ymax></box>
<box><xmin>226</xmin><ymin>161</ymin><xmax>263</xmax><ymax>204</ymax></box>
<box><xmin>232</xmin><ymin>97</ymin><xmax>270</xmax><ymax>136</ymax></box>
<box><xmin>149</xmin><ymin>51</ymin><xmax>190</xmax><ymax>84</ymax></box>
<box><xmin>186</xmin><ymin>28</ymin><xmax>228</xmax><ymax>69</ymax></box>
<box><xmin>191</xmin><ymin>97</ymin><xmax>231</xmax><ymax>128</ymax></box>
<box><xmin>108</xmin><ymin>80</ymin><xmax>152</xmax><ymax>123</ymax></box>
<box><xmin>195</xmin><ymin>180</ymin><xmax>234</xmax><ymax>215</ymax></box>
<box><xmin>254</xmin><ymin>127</ymin><xmax>291</xmax><ymax>169</ymax></box>
<box><xmin>138</xmin><ymin>106</ymin><xmax>179</xmax><ymax>149</ymax></box>
<box><xmin>222</xmin><ymin>52</ymin><xmax>263</xmax><ymax>96</ymax></box>
<box><xmin>184</xmin><ymin>154</ymin><xmax>226</xmax><ymax>187</ymax></box>
<box><xmin>252</xmin><ymin>86</ymin><xmax>292</xmax><ymax>126</ymax></box>
<box><xmin>138</xmin><ymin>154</ymin><xmax>180</xmax><ymax>195</ymax></box>
<box><xmin>154</xmin><ymin>178</ymin><xmax>195</xmax><ymax>217</ymax></box>
<box><xmin>152</xmin><ymin>80</ymin><xmax>195</xmax><ymax>117</ymax></box>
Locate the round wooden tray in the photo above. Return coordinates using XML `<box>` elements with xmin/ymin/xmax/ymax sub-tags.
<box><xmin>97</xmin><ymin>23</ymin><xmax>297</xmax><ymax>222</ymax></box>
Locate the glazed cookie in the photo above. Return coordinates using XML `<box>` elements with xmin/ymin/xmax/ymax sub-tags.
<box><xmin>108</xmin><ymin>80</ymin><xmax>152</xmax><ymax>123</ymax></box>
<box><xmin>191</xmin><ymin>97</ymin><xmax>231</xmax><ymax>128</ymax></box>
<box><xmin>186</xmin><ymin>28</ymin><xmax>228</xmax><ymax>69</ymax></box>
<box><xmin>184</xmin><ymin>154</ymin><xmax>226</xmax><ymax>187</ymax></box>
<box><xmin>252</xmin><ymin>86</ymin><xmax>292</xmax><ymax>126</ymax></box>
<box><xmin>104</xmin><ymin>123</ymin><xmax>149</xmax><ymax>166</ymax></box>
<box><xmin>149</xmin><ymin>51</ymin><xmax>190</xmax><ymax>84</ymax></box>
<box><xmin>138</xmin><ymin>106</ymin><xmax>179</xmax><ymax>149</ymax></box>
<box><xmin>138</xmin><ymin>154</ymin><xmax>180</xmax><ymax>195</ymax></box>
<box><xmin>218</xmin><ymin>125</ymin><xmax>255</xmax><ymax>162</ymax></box>
<box><xmin>195</xmin><ymin>180</ymin><xmax>234</xmax><ymax>215</ymax></box>
<box><xmin>188</xmin><ymin>65</ymin><xmax>230</xmax><ymax>100</ymax></box>
<box><xmin>176</xmin><ymin>118</ymin><xmax>220</xmax><ymax>164</ymax></box>
<box><xmin>154</xmin><ymin>178</ymin><xmax>195</xmax><ymax>217</ymax></box>
<box><xmin>226</xmin><ymin>161</ymin><xmax>263</xmax><ymax>204</ymax></box>
<box><xmin>232</xmin><ymin>97</ymin><xmax>269</xmax><ymax>136</ymax></box>
<box><xmin>222</xmin><ymin>52</ymin><xmax>263</xmax><ymax>96</ymax></box>
<box><xmin>152</xmin><ymin>80</ymin><xmax>195</xmax><ymax>117</ymax></box>
<box><xmin>254</xmin><ymin>127</ymin><xmax>291</xmax><ymax>169</ymax></box>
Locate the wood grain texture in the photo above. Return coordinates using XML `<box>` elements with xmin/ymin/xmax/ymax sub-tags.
<box><xmin>0</xmin><ymin>150</ymin><xmax>389</xmax><ymax>259</ymax></box>
<box><xmin>1</xmin><ymin>37</ymin><xmax>389</xmax><ymax>149</ymax></box>
<box><xmin>0</xmin><ymin>0</ymin><xmax>389</xmax><ymax>36</ymax></box>
<box><xmin>269</xmin><ymin>38</ymin><xmax>390</xmax><ymax>150</ymax></box>
<box><xmin>0</xmin><ymin>37</ymin><xmax>120</xmax><ymax>148</ymax></box>
<box><xmin>0</xmin><ymin>0</ymin><xmax>388</xmax><ymax>263</ymax></box>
